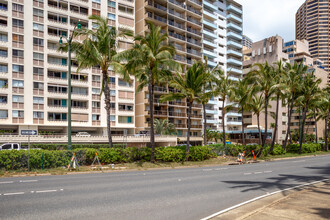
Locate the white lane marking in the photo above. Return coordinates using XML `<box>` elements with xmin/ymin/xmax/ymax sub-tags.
<box><xmin>3</xmin><ymin>192</ymin><xmax>25</xmax><ymax>196</ymax></box>
<box><xmin>60</xmin><ymin>189</ymin><xmax>64</xmax><ymax>191</ymax></box>
<box><xmin>254</xmin><ymin>172</ymin><xmax>262</xmax><ymax>174</ymax></box>
<box><xmin>0</xmin><ymin>181</ymin><xmax>14</xmax><ymax>184</ymax></box>
<box><xmin>264</xmin><ymin>171</ymin><xmax>273</xmax><ymax>173</ymax></box>
<box><xmin>36</xmin><ymin>190</ymin><xmax>57</xmax><ymax>193</ymax></box>
<box><xmin>20</xmin><ymin>180</ymin><xmax>38</xmax><ymax>183</ymax></box>
<box><xmin>244</xmin><ymin>173</ymin><xmax>252</xmax><ymax>175</ymax></box>
<box><xmin>215</xmin><ymin>168</ymin><xmax>228</xmax><ymax>170</ymax></box>
<box><xmin>203</xmin><ymin>169</ymin><xmax>213</xmax><ymax>171</ymax></box>
<box><xmin>293</xmin><ymin>160</ymin><xmax>306</xmax><ymax>163</ymax></box>
<box><xmin>200</xmin><ymin>178</ymin><xmax>330</xmax><ymax>220</ymax></box>
<box><xmin>178</xmin><ymin>179</ymin><xmax>181</xmax><ymax>182</ymax></box>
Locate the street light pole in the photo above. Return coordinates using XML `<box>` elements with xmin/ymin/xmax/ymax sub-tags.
<box><xmin>59</xmin><ymin>21</ymin><xmax>81</xmax><ymax>151</ymax></box>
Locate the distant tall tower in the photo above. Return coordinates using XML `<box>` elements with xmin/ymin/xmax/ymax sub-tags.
<box><xmin>296</xmin><ymin>0</ymin><xmax>330</xmax><ymax>81</ymax></box>
<box><xmin>242</xmin><ymin>35</ymin><xmax>252</xmax><ymax>48</ymax></box>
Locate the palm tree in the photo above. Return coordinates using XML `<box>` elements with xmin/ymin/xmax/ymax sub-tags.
<box><xmin>118</xmin><ymin>22</ymin><xmax>180</xmax><ymax>162</ymax></box>
<box><xmin>154</xmin><ymin>119</ymin><xmax>176</xmax><ymax>135</ymax></box>
<box><xmin>213</xmin><ymin>69</ymin><xmax>234</xmax><ymax>147</ymax></box>
<box><xmin>161</xmin><ymin>61</ymin><xmax>208</xmax><ymax>160</ymax></box>
<box><xmin>231</xmin><ymin>79</ymin><xmax>253</xmax><ymax>146</ymax></box>
<box><xmin>282</xmin><ymin>62</ymin><xmax>305</xmax><ymax>149</ymax></box>
<box><xmin>317</xmin><ymin>87</ymin><xmax>330</xmax><ymax>151</ymax></box>
<box><xmin>296</xmin><ymin>72</ymin><xmax>321</xmax><ymax>154</ymax></box>
<box><xmin>247</xmin><ymin>62</ymin><xmax>276</xmax><ymax>147</ymax></box>
<box><xmin>269</xmin><ymin>61</ymin><xmax>286</xmax><ymax>153</ymax></box>
<box><xmin>61</xmin><ymin>15</ymin><xmax>132</xmax><ymax>148</ymax></box>
<box><xmin>247</xmin><ymin>94</ymin><xmax>265</xmax><ymax>146</ymax></box>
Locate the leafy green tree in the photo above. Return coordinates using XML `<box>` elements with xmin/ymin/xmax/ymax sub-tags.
<box><xmin>60</xmin><ymin>15</ymin><xmax>132</xmax><ymax>148</ymax></box>
<box><xmin>154</xmin><ymin>119</ymin><xmax>176</xmax><ymax>135</ymax></box>
<box><xmin>117</xmin><ymin>22</ymin><xmax>179</xmax><ymax>162</ymax></box>
<box><xmin>316</xmin><ymin>87</ymin><xmax>330</xmax><ymax>151</ymax></box>
<box><xmin>247</xmin><ymin>94</ymin><xmax>265</xmax><ymax>146</ymax></box>
<box><xmin>161</xmin><ymin>61</ymin><xmax>208</xmax><ymax>160</ymax></box>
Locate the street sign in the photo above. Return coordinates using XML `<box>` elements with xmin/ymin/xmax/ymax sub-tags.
<box><xmin>21</xmin><ymin>130</ymin><xmax>38</xmax><ymax>135</ymax></box>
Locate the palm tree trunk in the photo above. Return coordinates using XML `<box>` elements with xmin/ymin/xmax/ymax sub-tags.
<box><xmin>325</xmin><ymin>116</ymin><xmax>328</xmax><ymax>151</ymax></box>
<box><xmin>241</xmin><ymin>106</ymin><xmax>245</xmax><ymax>146</ymax></box>
<box><xmin>148</xmin><ymin>70</ymin><xmax>155</xmax><ymax>162</ymax></box>
<box><xmin>257</xmin><ymin>114</ymin><xmax>262</xmax><ymax>146</ymax></box>
<box><xmin>314</xmin><ymin>110</ymin><xmax>318</xmax><ymax>143</ymax></box>
<box><xmin>102</xmin><ymin>70</ymin><xmax>113</xmax><ymax>148</ymax></box>
<box><xmin>186</xmin><ymin>101</ymin><xmax>192</xmax><ymax>161</ymax></box>
<box><xmin>283</xmin><ymin>94</ymin><xmax>294</xmax><ymax>149</ymax></box>
<box><xmin>270</xmin><ymin>95</ymin><xmax>280</xmax><ymax>153</ymax></box>
<box><xmin>262</xmin><ymin>96</ymin><xmax>269</xmax><ymax>147</ymax></box>
<box><xmin>299</xmin><ymin>105</ymin><xmax>308</xmax><ymax>154</ymax></box>
<box><xmin>222</xmin><ymin>99</ymin><xmax>226</xmax><ymax>147</ymax></box>
<box><xmin>203</xmin><ymin>103</ymin><xmax>207</xmax><ymax>146</ymax></box>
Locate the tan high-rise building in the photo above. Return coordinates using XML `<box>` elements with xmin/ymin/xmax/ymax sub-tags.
<box><xmin>296</xmin><ymin>0</ymin><xmax>330</xmax><ymax>82</ymax></box>
<box><xmin>0</xmin><ymin>0</ymin><xmax>136</xmax><ymax>135</ymax></box>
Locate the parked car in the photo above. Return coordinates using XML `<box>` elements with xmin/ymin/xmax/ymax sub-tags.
<box><xmin>0</xmin><ymin>143</ymin><xmax>27</xmax><ymax>150</ymax></box>
<box><xmin>75</xmin><ymin>132</ymin><xmax>91</xmax><ymax>137</ymax></box>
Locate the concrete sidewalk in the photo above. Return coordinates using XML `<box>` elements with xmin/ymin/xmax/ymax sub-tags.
<box><xmin>213</xmin><ymin>181</ymin><xmax>330</xmax><ymax>220</ymax></box>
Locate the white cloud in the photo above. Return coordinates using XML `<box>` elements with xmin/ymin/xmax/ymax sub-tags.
<box><xmin>235</xmin><ymin>0</ymin><xmax>306</xmax><ymax>42</ymax></box>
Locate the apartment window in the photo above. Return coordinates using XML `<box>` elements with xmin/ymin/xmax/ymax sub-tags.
<box><xmin>118</xmin><ymin>79</ymin><xmax>133</xmax><ymax>87</ymax></box>
<box><xmin>48</xmin><ymin>112</ymin><xmax>67</xmax><ymax>121</ymax></box>
<box><xmin>119</xmin><ymin>104</ymin><xmax>133</xmax><ymax>111</ymax></box>
<box><xmin>0</xmin><ymin>95</ymin><xmax>7</xmax><ymax>103</ymax></box>
<box><xmin>108</xmin><ymin>13</ymin><xmax>116</xmax><ymax>20</ymax></box>
<box><xmin>33</xmin><ymin>111</ymin><xmax>44</xmax><ymax>119</ymax></box>
<box><xmin>0</xmin><ymin>110</ymin><xmax>8</xmax><ymax>119</ymax></box>
<box><xmin>12</xmin><ymin>19</ymin><xmax>24</xmax><ymax>28</ymax></box>
<box><xmin>33</xmin><ymin>52</ymin><xmax>44</xmax><ymax>61</ymax></box>
<box><xmin>12</xmin><ymin>95</ymin><xmax>24</xmax><ymax>103</ymax></box>
<box><xmin>92</xmin><ymin>0</ymin><xmax>101</xmax><ymax>3</ymax></box>
<box><xmin>0</xmin><ymin>49</ymin><xmax>7</xmax><ymax>57</ymax></box>
<box><xmin>33</xmin><ymin>97</ymin><xmax>44</xmax><ymax>104</ymax></box>
<box><xmin>92</xmin><ymin>101</ymin><xmax>100</xmax><ymax>108</ymax></box>
<box><xmin>33</xmin><ymin>38</ymin><xmax>44</xmax><ymax>46</ymax></box>
<box><xmin>12</xmin><ymin>65</ymin><xmax>23</xmax><ymax>73</ymax></box>
<box><xmin>33</xmin><ymin>23</ymin><xmax>44</xmax><ymax>31</ymax></box>
<box><xmin>0</xmin><ymin>17</ymin><xmax>7</xmax><ymax>26</ymax></box>
<box><xmin>72</xmin><ymin>87</ymin><xmax>88</xmax><ymax>95</ymax></box>
<box><xmin>92</xmin><ymin>75</ymin><xmax>101</xmax><ymax>82</ymax></box>
<box><xmin>92</xmin><ymin>114</ymin><xmax>100</xmax><ymax>121</ymax></box>
<box><xmin>12</xmin><ymin>3</ymin><xmax>24</xmax><ymax>12</ymax></box>
<box><xmin>92</xmin><ymin>88</ymin><xmax>101</xmax><ymax>94</ymax></box>
<box><xmin>118</xmin><ymin>116</ymin><xmax>133</xmax><ymax>124</ymax></box>
<box><xmin>110</xmin><ymin>115</ymin><xmax>115</xmax><ymax>121</ymax></box>
<box><xmin>92</xmin><ymin>23</ymin><xmax>99</xmax><ymax>29</ymax></box>
<box><xmin>33</xmin><ymin>82</ymin><xmax>44</xmax><ymax>90</ymax></box>
<box><xmin>118</xmin><ymin>5</ymin><xmax>133</xmax><ymax>15</ymax></box>
<box><xmin>33</xmin><ymin>67</ymin><xmax>44</xmax><ymax>75</ymax></box>
<box><xmin>0</xmin><ymin>64</ymin><xmax>8</xmax><ymax>73</ymax></box>
<box><xmin>12</xmin><ymin>80</ymin><xmax>24</xmax><ymax>87</ymax></box>
<box><xmin>110</xmin><ymin>89</ymin><xmax>116</xmax><ymax>96</ymax></box>
<box><xmin>13</xmin><ymin>35</ymin><xmax>24</xmax><ymax>44</ymax></box>
<box><xmin>48</xmin><ymin>57</ymin><xmax>67</xmax><ymax>65</ymax></box>
<box><xmin>13</xmin><ymin>49</ymin><xmax>24</xmax><ymax>58</ymax></box>
<box><xmin>48</xmin><ymin>70</ymin><xmax>66</xmax><ymax>79</ymax></box>
<box><xmin>110</xmin><ymin>102</ymin><xmax>115</xmax><ymax>109</ymax></box>
<box><xmin>33</xmin><ymin>8</ymin><xmax>44</xmax><ymax>17</ymax></box>
<box><xmin>0</xmin><ymin>79</ymin><xmax>8</xmax><ymax>88</ymax></box>
<box><xmin>0</xmin><ymin>33</ymin><xmax>7</xmax><ymax>42</ymax></box>
<box><xmin>108</xmin><ymin>1</ymin><xmax>116</xmax><ymax>8</ymax></box>
<box><xmin>48</xmin><ymin>85</ymin><xmax>67</xmax><ymax>93</ymax></box>
<box><xmin>0</xmin><ymin>3</ymin><xmax>8</xmax><ymax>11</ymax></box>
<box><xmin>13</xmin><ymin>110</ymin><xmax>24</xmax><ymax>118</ymax></box>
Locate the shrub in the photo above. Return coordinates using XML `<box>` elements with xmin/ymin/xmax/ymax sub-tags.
<box><xmin>188</xmin><ymin>146</ymin><xmax>217</xmax><ymax>161</ymax></box>
<box><xmin>155</xmin><ymin>147</ymin><xmax>185</xmax><ymax>162</ymax></box>
<box><xmin>271</xmin><ymin>145</ymin><xmax>286</xmax><ymax>155</ymax></box>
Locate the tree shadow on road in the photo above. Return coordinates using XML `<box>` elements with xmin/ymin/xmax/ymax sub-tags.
<box><xmin>221</xmin><ymin>163</ymin><xmax>330</xmax><ymax>196</ymax></box>
<box><xmin>312</xmin><ymin>208</ymin><xmax>330</xmax><ymax>219</ymax></box>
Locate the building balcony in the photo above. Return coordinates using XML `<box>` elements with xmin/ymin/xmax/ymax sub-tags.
<box><xmin>206</xmin><ymin>119</ymin><xmax>218</xmax><ymax>124</ymax></box>
<box><xmin>203</xmin><ymin>0</ymin><xmax>217</xmax><ymax>11</ymax></box>
<box><xmin>228</xmin><ymin>76</ymin><xmax>240</xmax><ymax>81</ymax></box>
<box><xmin>227</xmin><ymin>58</ymin><xmax>242</xmax><ymax>66</ymax></box>
<box><xmin>203</xmin><ymin>10</ymin><xmax>217</xmax><ymax>20</ymax></box>
<box><xmin>226</xmin><ymin>120</ymin><xmax>242</xmax><ymax>126</ymax></box>
<box><xmin>203</xmin><ymin>49</ymin><xmax>216</xmax><ymax>58</ymax></box>
<box><xmin>227</xmin><ymin>22</ymin><xmax>242</xmax><ymax>32</ymax></box>
<box><xmin>227</xmin><ymin>67</ymin><xmax>242</xmax><ymax>74</ymax></box>
<box><xmin>203</xmin><ymin>19</ymin><xmax>217</xmax><ymax>29</ymax></box>
<box><xmin>188</xmin><ymin>0</ymin><xmax>202</xmax><ymax>7</ymax></box>
<box><xmin>206</xmin><ymin>109</ymin><xmax>218</xmax><ymax>115</ymax></box>
<box><xmin>207</xmin><ymin>60</ymin><xmax>217</xmax><ymax>67</ymax></box>
<box><xmin>168</xmin><ymin>0</ymin><xmax>186</xmax><ymax>9</ymax></box>
<box><xmin>227</xmin><ymin>13</ymin><xmax>242</xmax><ymax>23</ymax></box>
<box><xmin>227</xmin><ymin>49</ymin><xmax>242</xmax><ymax>57</ymax></box>
<box><xmin>227</xmin><ymin>4</ymin><xmax>243</xmax><ymax>14</ymax></box>
<box><xmin>203</xmin><ymin>39</ymin><xmax>216</xmax><ymax>48</ymax></box>
<box><xmin>203</xmin><ymin>29</ymin><xmax>217</xmax><ymax>38</ymax></box>
<box><xmin>207</xmin><ymin>99</ymin><xmax>217</xmax><ymax>105</ymax></box>
<box><xmin>227</xmin><ymin>31</ymin><xmax>242</xmax><ymax>41</ymax></box>
<box><xmin>226</xmin><ymin>112</ymin><xmax>242</xmax><ymax>117</ymax></box>
<box><xmin>227</xmin><ymin>40</ymin><xmax>242</xmax><ymax>49</ymax></box>
<box><xmin>169</xmin><ymin>111</ymin><xmax>187</xmax><ymax>118</ymax></box>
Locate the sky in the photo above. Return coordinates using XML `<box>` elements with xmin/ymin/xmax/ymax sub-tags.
<box><xmin>235</xmin><ymin>0</ymin><xmax>307</xmax><ymax>43</ymax></box>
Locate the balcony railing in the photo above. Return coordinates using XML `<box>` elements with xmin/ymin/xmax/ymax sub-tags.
<box><xmin>187</xmin><ymin>38</ymin><xmax>202</xmax><ymax>46</ymax></box>
<box><xmin>187</xmin><ymin>27</ymin><xmax>202</xmax><ymax>36</ymax></box>
<box><xmin>188</xmin><ymin>0</ymin><xmax>202</xmax><ymax>6</ymax></box>
<box><xmin>187</xmin><ymin>17</ymin><xmax>202</xmax><ymax>26</ymax></box>
<box><xmin>169</xmin><ymin>0</ymin><xmax>186</xmax><ymax>8</ymax></box>
<box><xmin>169</xmin><ymin>32</ymin><xmax>185</xmax><ymax>41</ymax></box>
<box><xmin>187</xmin><ymin>6</ymin><xmax>202</xmax><ymax>15</ymax></box>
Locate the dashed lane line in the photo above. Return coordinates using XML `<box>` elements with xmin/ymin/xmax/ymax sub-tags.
<box><xmin>20</xmin><ymin>180</ymin><xmax>38</xmax><ymax>183</ymax></box>
<box><xmin>3</xmin><ymin>192</ymin><xmax>25</xmax><ymax>196</ymax></box>
<box><xmin>0</xmin><ymin>181</ymin><xmax>14</xmax><ymax>184</ymax></box>
<box><xmin>36</xmin><ymin>189</ymin><xmax>58</xmax><ymax>193</ymax></box>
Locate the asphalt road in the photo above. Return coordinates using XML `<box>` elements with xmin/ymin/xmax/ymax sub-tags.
<box><xmin>0</xmin><ymin>155</ymin><xmax>329</xmax><ymax>220</ymax></box>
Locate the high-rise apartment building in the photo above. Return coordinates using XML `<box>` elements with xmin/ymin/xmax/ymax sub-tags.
<box><xmin>242</xmin><ymin>35</ymin><xmax>252</xmax><ymax>48</ymax></box>
<box><xmin>0</xmin><ymin>0</ymin><xmax>136</xmax><ymax>135</ymax></box>
<box><xmin>296</xmin><ymin>0</ymin><xmax>330</xmax><ymax>82</ymax></box>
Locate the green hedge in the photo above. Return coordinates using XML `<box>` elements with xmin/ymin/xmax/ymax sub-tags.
<box><xmin>286</xmin><ymin>143</ymin><xmax>322</xmax><ymax>154</ymax></box>
<box><xmin>0</xmin><ymin>146</ymin><xmax>216</xmax><ymax>170</ymax></box>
